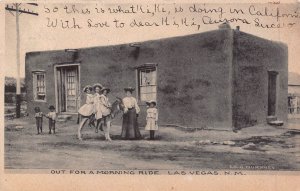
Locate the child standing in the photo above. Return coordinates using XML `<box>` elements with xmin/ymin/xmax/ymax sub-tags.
<box><xmin>46</xmin><ymin>105</ymin><xmax>57</xmax><ymax>134</ymax></box>
<box><xmin>145</xmin><ymin>100</ymin><xmax>158</xmax><ymax>140</ymax></box>
<box><xmin>34</xmin><ymin>107</ymin><xmax>43</xmax><ymax>134</ymax></box>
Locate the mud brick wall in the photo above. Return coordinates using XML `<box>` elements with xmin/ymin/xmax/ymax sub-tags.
<box><xmin>137</xmin><ymin>30</ymin><xmax>233</xmax><ymax>128</ymax></box>
<box><xmin>26</xmin><ymin>29</ymin><xmax>234</xmax><ymax>129</ymax></box>
<box><xmin>232</xmin><ymin>31</ymin><xmax>288</xmax><ymax>128</ymax></box>
<box><xmin>25</xmin><ymin>51</ymin><xmax>76</xmax><ymax>115</ymax></box>
<box><xmin>26</xmin><ymin>29</ymin><xmax>288</xmax><ymax>129</ymax></box>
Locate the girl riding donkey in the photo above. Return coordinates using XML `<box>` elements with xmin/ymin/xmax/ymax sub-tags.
<box><xmin>93</xmin><ymin>83</ymin><xmax>103</xmax><ymax>133</ymax></box>
<box><xmin>77</xmin><ymin>83</ymin><xmax>101</xmax><ymax>140</ymax></box>
<box><xmin>97</xmin><ymin>87</ymin><xmax>113</xmax><ymax>141</ymax></box>
<box><xmin>78</xmin><ymin>84</ymin><xmax>122</xmax><ymax>141</ymax></box>
<box><xmin>77</xmin><ymin>83</ymin><xmax>105</xmax><ymax>131</ymax></box>
<box><xmin>78</xmin><ymin>85</ymin><xmax>95</xmax><ymax>127</ymax></box>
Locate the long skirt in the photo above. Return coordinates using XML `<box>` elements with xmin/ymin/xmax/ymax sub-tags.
<box><xmin>121</xmin><ymin>108</ymin><xmax>142</xmax><ymax>139</ymax></box>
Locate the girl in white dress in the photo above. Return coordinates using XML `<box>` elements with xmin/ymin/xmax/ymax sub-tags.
<box><xmin>98</xmin><ymin>87</ymin><xmax>112</xmax><ymax>140</ymax></box>
<box><xmin>145</xmin><ymin>100</ymin><xmax>158</xmax><ymax>140</ymax></box>
<box><xmin>78</xmin><ymin>85</ymin><xmax>94</xmax><ymax>117</ymax></box>
<box><xmin>93</xmin><ymin>83</ymin><xmax>103</xmax><ymax>133</ymax></box>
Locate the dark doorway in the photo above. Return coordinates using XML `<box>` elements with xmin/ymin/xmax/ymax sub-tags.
<box><xmin>268</xmin><ymin>71</ymin><xmax>278</xmax><ymax>116</ymax></box>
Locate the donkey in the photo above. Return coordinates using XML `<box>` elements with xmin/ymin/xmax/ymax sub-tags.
<box><xmin>77</xmin><ymin>97</ymin><xmax>124</xmax><ymax>141</ymax></box>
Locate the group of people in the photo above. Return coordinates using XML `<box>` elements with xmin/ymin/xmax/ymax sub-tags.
<box><xmin>78</xmin><ymin>83</ymin><xmax>111</xmax><ymax>133</ymax></box>
<box><xmin>34</xmin><ymin>105</ymin><xmax>57</xmax><ymax>135</ymax></box>
<box><xmin>33</xmin><ymin>83</ymin><xmax>159</xmax><ymax>140</ymax></box>
<box><xmin>78</xmin><ymin>84</ymin><xmax>159</xmax><ymax>140</ymax></box>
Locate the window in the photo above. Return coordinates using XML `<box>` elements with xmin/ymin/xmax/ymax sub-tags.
<box><xmin>137</xmin><ymin>64</ymin><xmax>157</xmax><ymax>101</ymax></box>
<box><xmin>66</xmin><ymin>69</ymin><xmax>76</xmax><ymax>96</ymax></box>
<box><xmin>33</xmin><ymin>71</ymin><xmax>46</xmax><ymax>101</ymax></box>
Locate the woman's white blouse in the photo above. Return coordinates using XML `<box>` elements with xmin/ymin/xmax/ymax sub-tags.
<box><xmin>122</xmin><ymin>96</ymin><xmax>140</xmax><ymax>113</ymax></box>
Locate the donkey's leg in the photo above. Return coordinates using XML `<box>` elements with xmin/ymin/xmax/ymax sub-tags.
<box><xmin>104</xmin><ymin>118</ymin><xmax>112</xmax><ymax>141</ymax></box>
<box><xmin>77</xmin><ymin>113</ymin><xmax>80</xmax><ymax>124</ymax></box>
<box><xmin>99</xmin><ymin>120</ymin><xmax>104</xmax><ymax>131</ymax></box>
<box><xmin>78</xmin><ymin>118</ymin><xmax>88</xmax><ymax>140</ymax></box>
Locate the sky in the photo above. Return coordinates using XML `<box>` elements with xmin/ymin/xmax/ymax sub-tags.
<box><xmin>4</xmin><ymin>2</ymin><xmax>300</xmax><ymax>77</ymax></box>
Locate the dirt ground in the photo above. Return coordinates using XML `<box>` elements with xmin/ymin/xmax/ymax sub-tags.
<box><xmin>4</xmin><ymin>117</ymin><xmax>300</xmax><ymax>171</ymax></box>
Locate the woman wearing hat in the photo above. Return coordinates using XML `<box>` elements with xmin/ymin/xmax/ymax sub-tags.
<box><xmin>145</xmin><ymin>100</ymin><xmax>158</xmax><ymax>140</ymax></box>
<box><xmin>121</xmin><ymin>87</ymin><xmax>142</xmax><ymax>139</ymax></box>
<box><xmin>93</xmin><ymin>83</ymin><xmax>103</xmax><ymax>133</ymax></box>
<box><xmin>78</xmin><ymin>85</ymin><xmax>95</xmax><ymax>118</ymax></box>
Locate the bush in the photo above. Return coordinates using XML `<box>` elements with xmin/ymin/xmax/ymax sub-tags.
<box><xmin>5</xmin><ymin>93</ymin><xmax>26</xmax><ymax>103</ymax></box>
<box><xmin>5</xmin><ymin>76</ymin><xmax>26</xmax><ymax>93</ymax></box>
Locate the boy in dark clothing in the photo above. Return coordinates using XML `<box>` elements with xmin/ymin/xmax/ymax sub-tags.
<box><xmin>34</xmin><ymin>107</ymin><xmax>43</xmax><ymax>134</ymax></box>
<box><xmin>45</xmin><ymin>105</ymin><xmax>57</xmax><ymax>134</ymax></box>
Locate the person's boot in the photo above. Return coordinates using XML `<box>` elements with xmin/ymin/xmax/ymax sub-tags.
<box><xmin>89</xmin><ymin>120</ymin><xmax>95</xmax><ymax>128</ymax></box>
<box><xmin>88</xmin><ymin>115</ymin><xmax>96</xmax><ymax>128</ymax></box>
<box><xmin>150</xmin><ymin>131</ymin><xmax>154</xmax><ymax>140</ymax></box>
<box><xmin>95</xmin><ymin>121</ymin><xmax>99</xmax><ymax>133</ymax></box>
<box><xmin>99</xmin><ymin>123</ymin><xmax>104</xmax><ymax>131</ymax></box>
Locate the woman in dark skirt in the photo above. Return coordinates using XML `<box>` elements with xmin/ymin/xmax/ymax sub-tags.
<box><xmin>121</xmin><ymin>87</ymin><xmax>142</xmax><ymax>140</ymax></box>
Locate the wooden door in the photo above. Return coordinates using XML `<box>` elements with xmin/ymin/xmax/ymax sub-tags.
<box><xmin>57</xmin><ymin>66</ymin><xmax>79</xmax><ymax>113</ymax></box>
<box><xmin>268</xmin><ymin>71</ymin><xmax>278</xmax><ymax>116</ymax></box>
<box><xmin>65</xmin><ymin>68</ymin><xmax>78</xmax><ymax>112</ymax></box>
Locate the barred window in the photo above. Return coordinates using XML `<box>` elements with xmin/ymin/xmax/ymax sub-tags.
<box><xmin>33</xmin><ymin>72</ymin><xmax>46</xmax><ymax>101</ymax></box>
<box><xmin>137</xmin><ymin>65</ymin><xmax>157</xmax><ymax>102</ymax></box>
<box><xmin>66</xmin><ymin>69</ymin><xmax>76</xmax><ymax>96</ymax></box>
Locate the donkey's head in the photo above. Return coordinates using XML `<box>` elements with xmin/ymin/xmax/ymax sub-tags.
<box><xmin>110</xmin><ymin>97</ymin><xmax>124</xmax><ymax>119</ymax></box>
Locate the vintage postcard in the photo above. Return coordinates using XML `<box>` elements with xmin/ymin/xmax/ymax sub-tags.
<box><xmin>1</xmin><ymin>0</ymin><xmax>300</xmax><ymax>190</ymax></box>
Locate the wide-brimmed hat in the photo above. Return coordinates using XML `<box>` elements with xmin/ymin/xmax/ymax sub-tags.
<box><xmin>83</xmin><ymin>85</ymin><xmax>93</xmax><ymax>93</ymax></box>
<box><xmin>101</xmin><ymin>87</ymin><xmax>110</xmax><ymax>93</ymax></box>
<box><xmin>48</xmin><ymin>105</ymin><xmax>55</xmax><ymax>110</ymax></box>
<box><xmin>146</xmin><ymin>100</ymin><xmax>157</xmax><ymax>106</ymax></box>
<box><xmin>93</xmin><ymin>83</ymin><xmax>103</xmax><ymax>90</ymax></box>
<box><xmin>124</xmin><ymin>87</ymin><xmax>135</xmax><ymax>92</ymax></box>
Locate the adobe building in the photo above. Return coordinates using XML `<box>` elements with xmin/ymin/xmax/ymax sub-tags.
<box><xmin>288</xmin><ymin>72</ymin><xmax>300</xmax><ymax>114</ymax></box>
<box><xmin>25</xmin><ymin>24</ymin><xmax>288</xmax><ymax>130</ymax></box>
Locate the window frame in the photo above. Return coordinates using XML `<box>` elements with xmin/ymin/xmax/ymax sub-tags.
<box><xmin>32</xmin><ymin>71</ymin><xmax>47</xmax><ymax>102</ymax></box>
<box><xmin>136</xmin><ymin>63</ymin><xmax>158</xmax><ymax>102</ymax></box>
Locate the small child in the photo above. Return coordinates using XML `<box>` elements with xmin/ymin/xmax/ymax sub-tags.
<box><xmin>34</xmin><ymin>107</ymin><xmax>43</xmax><ymax>134</ymax></box>
<box><xmin>45</xmin><ymin>105</ymin><xmax>57</xmax><ymax>134</ymax></box>
<box><xmin>145</xmin><ymin>100</ymin><xmax>158</xmax><ymax>140</ymax></box>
